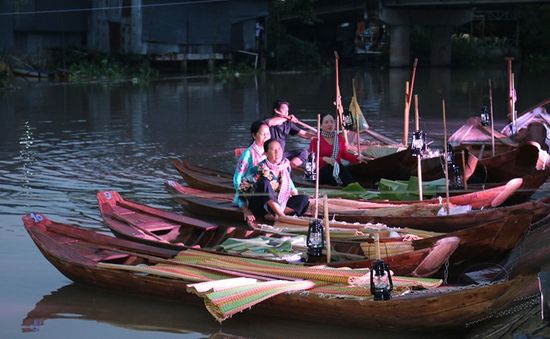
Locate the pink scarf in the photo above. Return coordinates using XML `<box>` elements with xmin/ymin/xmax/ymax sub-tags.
<box><xmin>250</xmin><ymin>143</ymin><xmax>265</xmax><ymax>166</ymax></box>
<box><xmin>264</xmin><ymin>158</ymin><xmax>292</xmax><ymax>210</ymax></box>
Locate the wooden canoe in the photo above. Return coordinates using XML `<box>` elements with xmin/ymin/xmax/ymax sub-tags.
<box><xmin>97</xmin><ymin>190</ymin><xmax>534</xmax><ymax>276</ymax></box>
<box><xmin>174</xmin><ymin>158</ymin><xmax>546</xmax><ymax>207</ymax></box>
<box><xmin>166</xmin><ymin>179</ymin><xmax>550</xmax><ymax>232</ymax></box>
<box><xmin>22</xmin><ymin>213</ymin><xmax>539</xmax><ymax>331</ymax></box>
<box><xmin>97</xmin><ymin>190</ymin><xmax>463</xmax><ymax>277</ymax></box>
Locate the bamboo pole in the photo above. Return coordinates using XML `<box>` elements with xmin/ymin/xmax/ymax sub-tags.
<box><xmin>415</xmin><ymin>94</ymin><xmax>423</xmax><ymax>201</ymax></box>
<box><xmin>314</xmin><ymin>114</ymin><xmax>321</xmax><ymax>219</ymax></box>
<box><xmin>402</xmin><ymin>58</ymin><xmax>418</xmax><ymax>146</ymax></box>
<box><xmin>442</xmin><ymin>100</ymin><xmax>450</xmax><ymax>213</ymax></box>
<box><xmin>353</xmin><ymin>78</ymin><xmax>361</xmax><ymax>156</ymax></box>
<box><xmin>275</xmin><ymin>111</ymin><xmax>317</xmax><ymax>133</ymax></box>
<box><xmin>512</xmin><ymin>74</ymin><xmax>517</xmax><ymax>132</ymax></box>
<box><xmin>489</xmin><ymin>79</ymin><xmax>495</xmax><ymax>157</ymax></box>
<box><xmin>334</xmin><ymin>51</ymin><xmax>348</xmax><ymax>145</ymax></box>
<box><xmin>375</xmin><ymin>232</ymin><xmax>381</xmax><ymax>260</ymax></box>
<box><xmin>323</xmin><ymin>194</ymin><xmax>331</xmax><ymax>263</ymax></box>
<box><xmin>461</xmin><ymin>150</ymin><xmax>468</xmax><ymax>191</ymax></box>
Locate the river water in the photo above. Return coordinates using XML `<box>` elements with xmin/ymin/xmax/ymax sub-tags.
<box><xmin>1</xmin><ymin>66</ymin><xmax>549</xmax><ymax>338</ymax></box>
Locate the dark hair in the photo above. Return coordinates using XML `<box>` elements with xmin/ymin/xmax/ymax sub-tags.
<box><xmin>320</xmin><ymin>112</ymin><xmax>335</xmax><ymax>122</ymax></box>
<box><xmin>250</xmin><ymin>120</ymin><xmax>266</xmax><ymax>136</ymax></box>
<box><xmin>263</xmin><ymin>138</ymin><xmax>280</xmax><ymax>153</ymax></box>
<box><xmin>272</xmin><ymin>99</ymin><xmax>290</xmax><ymax>112</ymax></box>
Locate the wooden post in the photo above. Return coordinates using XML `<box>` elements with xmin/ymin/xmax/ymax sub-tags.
<box><xmin>415</xmin><ymin>94</ymin><xmax>423</xmax><ymax>201</ymax></box>
<box><xmin>314</xmin><ymin>114</ymin><xmax>321</xmax><ymax>219</ymax></box>
<box><xmin>442</xmin><ymin>100</ymin><xmax>450</xmax><ymax>212</ymax></box>
<box><xmin>489</xmin><ymin>79</ymin><xmax>495</xmax><ymax>157</ymax></box>
<box><xmin>323</xmin><ymin>194</ymin><xmax>331</xmax><ymax>263</ymax></box>
<box><xmin>375</xmin><ymin>232</ymin><xmax>381</xmax><ymax>260</ymax></box>
<box><xmin>353</xmin><ymin>78</ymin><xmax>361</xmax><ymax>156</ymax></box>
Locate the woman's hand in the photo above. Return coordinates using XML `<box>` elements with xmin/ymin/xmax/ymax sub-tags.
<box><xmin>323</xmin><ymin>156</ymin><xmax>335</xmax><ymax>165</ymax></box>
<box><xmin>291</xmin><ymin>189</ymin><xmax>298</xmax><ymax>196</ymax></box>
<box><xmin>243</xmin><ymin>207</ymin><xmax>255</xmax><ymax>223</ymax></box>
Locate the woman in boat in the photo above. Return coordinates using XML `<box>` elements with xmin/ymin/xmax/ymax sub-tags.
<box><xmin>248</xmin><ymin>139</ymin><xmax>310</xmax><ymax>220</ymax></box>
<box><xmin>233</xmin><ymin>120</ymin><xmax>271</xmax><ymax>222</ymax></box>
<box><xmin>309</xmin><ymin>113</ymin><xmax>365</xmax><ymax>186</ymax></box>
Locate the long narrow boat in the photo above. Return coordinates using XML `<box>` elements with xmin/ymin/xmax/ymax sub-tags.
<box><xmin>96</xmin><ymin>191</ymin><xmax>460</xmax><ymax>277</ymax></box>
<box><xmin>173</xmin><ymin>154</ymin><xmax>548</xmax><ymax>206</ymax></box>
<box><xmin>165</xmin><ymin>180</ymin><xmax>550</xmax><ymax>233</ymax></box>
<box><xmin>97</xmin><ymin>190</ymin><xmax>533</xmax><ymax>276</ymax></box>
<box><xmin>22</xmin><ymin>214</ymin><xmax>540</xmax><ymax>331</ymax></box>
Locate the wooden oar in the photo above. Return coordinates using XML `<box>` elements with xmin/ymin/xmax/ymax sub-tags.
<box><xmin>489</xmin><ymin>79</ymin><xmax>495</xmax><ymax>156</ymax></box>
<box><xmin>274</xmin><ymin>111</ymin><xmax>317</xmax><ymax>133</ymax></box>
<box><xmin>334</xmin><ymin>51</ymin><xmax>348</xmax><ymax>145</ymax></box>
<box><xmin>403</xmin><ymin>58</ymin><xmax>418</xmax><ymax>146</ymax></box>
<box><xmin>442</xmin><ymin>99</ymin><xmax>450</xmax><ymax>214</ymax></box>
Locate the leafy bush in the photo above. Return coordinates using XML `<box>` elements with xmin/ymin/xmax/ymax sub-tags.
<box><xmin>275</xmin><ymin>34</ymin><xmax>322</xmax><ymax>70</ymax></box>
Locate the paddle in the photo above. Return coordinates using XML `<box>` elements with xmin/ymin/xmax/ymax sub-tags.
<box><xmin>414</xmin><ymin>94</ymin><xmax>423</xmax><ymax>201</ymax></box>
<box><xmin>274</xmin><ymin>111</ymin><xmax>317</xmax><ymax>133</ymax></box>
<box><xmin>403</xmin><ymin>58</ymin><xmax>419</xmax><ymax>146</ymax></box>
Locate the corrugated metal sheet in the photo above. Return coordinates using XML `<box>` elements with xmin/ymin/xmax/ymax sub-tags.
<box><xmin>13</xmin><ymin>0</ymin><xmax>90</xmax><ymax>32</ymax></box>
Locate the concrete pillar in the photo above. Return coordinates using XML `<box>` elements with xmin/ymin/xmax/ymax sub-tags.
<box><xmin>208</xmin><ymin>58</ymin><xmax>215</xmax><ymax>73</ymax></box>
<box><xmin>180</xmin><ymin>59</ymin><xmax>187</xmax><ymax>74</ymax></box>
<box><xmin>430</xmin><ymin>26</ymin><xmax>452</xmax><ymax>66</ymax></box>
<box><xmin>389</xmin><ymin>25</ymin><xmax>410</xmax><ymax>67</ymax></box>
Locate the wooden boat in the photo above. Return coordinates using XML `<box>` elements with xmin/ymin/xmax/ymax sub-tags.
<box><xmin>22</xmin><ymin>213</ymin><xmax>540</xmax><ymax>330</ymax></box>
<box><xmin>173</xmin><ymin>158</ymin><xmax>547</xmax><ymax>207</ymax></box>
<box><xmin>97</xmin><ymin>190</ymin><xmax>461</xmax><ymax>277</ymax></box>
<box><xmin>97</xmin><ymin>190</ymin><xmax>533</xmax><ymax>276</ymax></box>
<box><xmin>165</xmin><ymin>180</ymin><xmax>550</xmax><ymax>233</ymax></box>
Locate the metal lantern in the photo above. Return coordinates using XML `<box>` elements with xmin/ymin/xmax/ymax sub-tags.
<box><xmin>411</xmin><ymin>130</ymin><xmax>426</xmax><ymax>157</ymax></box>
<box><xmin>480</xmin><ymin>105</ymin><xmax>490</xmax><ymax>126</ymax></box>
<box><xmin>342</xmin><ymin>109</ymin><xmax>354</xmax><ymax>130</ymax></box>
<box><xmin>306</xmin><ymin>219</ymin><xmax>324</xmax><ymax>258</ymax></box>
<box><xmin>304</xmin><ymin>152</ymin><xmax>316</xmax><ymax>181</ymax></box>
<box><xmin>370</xmin><ymin>259</ymin><xmax>393</xmax><ymax>301</ymax></box>
<box><xmin>450</xmin><ymin>163</ymin><xmax>465</xmax><ymax>190</ymax></box>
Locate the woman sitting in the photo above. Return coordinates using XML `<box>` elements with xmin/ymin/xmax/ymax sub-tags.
<box><xmin>309</xmin><ymin>113</ymin><xmax>365</xmax><ymax>186</ymax></box>
<box><xmin>233</xmin><ymin>120</ymin><xmax>271</xmax><ymax>222</ymax></box>
<box><xmin>248</xmin><ymin>139</ymin><xmax>310</xmax><ymax>220</ymax></box>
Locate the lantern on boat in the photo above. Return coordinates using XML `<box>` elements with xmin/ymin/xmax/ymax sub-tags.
<box><xmin>370</xmin><ymin>259</ymin><xmax>393</xmax><ymax>301</ymax></box>
<box><xmin>446</xmin><ymin>144</ymin><xmax>465</xmax><ymax>190</ymax></box>
<box><xmin>304</xmin><ymin>152</ymin><xmax>316</xmax><ymax>181</ymax></box>
<box><xmin>480</xmin><ymin>105</ymin><xmax>490</xmax><ymax>126</ymax></box>
<box><xmin>306</xmin><ymin>219</ymin><xmax>324</xmax><ymax>258</ymax></box>
<box><xmin>411</xmin><ymin>130</ymin><xmax>426</xmax><ymax>157</ymax></box>
<box><xmin>342</xmin><ymin>109</ymin><xmax>355</xmax><ymax>130</ymax></box>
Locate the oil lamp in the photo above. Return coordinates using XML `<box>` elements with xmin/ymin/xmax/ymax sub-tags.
<box><xmin>306</xmin><ymin>219</ymin><xmax>324</xmax><ymax>258</ymax></box>
<box><xmin>370</xmin><ymin>259</ymin><xmax>393</xmax><ymax>301</ymax></box>
<box><xmin>342</xmin><ymin>109</ymin><xmax>354</xmax><ymax>130</ymax></box>
<box><xmin>304</xmin><ymin>152</ymin><xmax>316</xmax><ymax>181</ymax></box>
<box><xmin>446</xmin><ymin>144</ymin><xmax>464</xmax><ymax>189</ymax></box>
<box><xmin>411</xmin><ymin>130</ymin><xmax>426</xmax><ymax>157</ymax></box>
<box><xmin>480</xmin><ymin>105</ymin><xmax>490</xmax><ymax>126</ymax></box>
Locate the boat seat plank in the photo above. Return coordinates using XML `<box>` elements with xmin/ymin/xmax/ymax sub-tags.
<box><xmin>111</xmin><ymin>206</ymin><xmax>178</xmax><ymax>232</ymax></box>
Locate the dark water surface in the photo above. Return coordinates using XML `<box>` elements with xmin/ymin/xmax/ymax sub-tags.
<box><xmin>1</xmin><ymin>66</ymin><xmax>549</xmax><ymax>338</ymax></box>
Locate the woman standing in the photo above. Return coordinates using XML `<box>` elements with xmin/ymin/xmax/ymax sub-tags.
<box><xmin>309</xmin><ymin>113</ymin><xmax>365</xmax><ymax>186</ymax></box>
<box><xmin>233</xmin><ymin>120</ymin><xmax>271</xmax><ymax>222</ymax></box>
<box><xmin>248</xmin><ymin>139</ymin><xmax>310</xmax><ymax>220</ymax></box>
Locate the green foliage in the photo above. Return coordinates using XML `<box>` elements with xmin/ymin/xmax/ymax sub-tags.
<box><xmin>216</xmin><ymin>61</ymin><xmax>256</xmax><ymax>79</ymax></box>
<box><xmin>524</xmin><ymin>54</ymin><xmax>550</xmax><ymax>73</ymax></box>
<box><xmin>451</xmin><ymin>35</ymin><xmax>482</xmax><ymax>67</ymax></box>
<box><xmin>60</xmin><ymin>49</ymin><xmax>157</xmax><ymax>83</ymax></box>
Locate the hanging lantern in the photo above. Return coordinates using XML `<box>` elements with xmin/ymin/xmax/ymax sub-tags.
<box><xmin>304</xmin><ymin>152</ymin><xmax>316</xmax><ymax>181</ymax></box>
<box><xmin>480</xmin><ymin>105</ymin><xmax>490</xmax><ymax>126</ymax></box>
<box><xmin>342</xmin><ymin>109</ymin><xmax>354</xmax><ymax>130</ymax></box>
<box><xmin>306</xmin><ymin>219</ymin><xmax>324</xmax><ymax>258</ymax></box>
<box><xmin>370</xmin><ymin>259</ymin><xmax>393</xmax><ymax>301</ymax></box>
<box><xmin>446</xmin><ymin>144</ymin><xmax>464</xmax><ymax>189</ymax></box>
<box><xmin>411</xmin><ymin>130</ymin><xmax>426</xmax><ymax>157</ymax></box>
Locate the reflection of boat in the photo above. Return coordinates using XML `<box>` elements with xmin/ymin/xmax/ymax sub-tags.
<box><xmin>22</xmin><ymin>214</ymin><xmax>541</xmax><ymax>330</ymax></box>
<box><xmin>23</xmin><ymin>284</ymin><xmax>378</xmax><ymax>337</ymax></box>
<box><xmin>11</xmin><ymin>67</ymin><xmax>50</xmax><ymax>79</ymax></box>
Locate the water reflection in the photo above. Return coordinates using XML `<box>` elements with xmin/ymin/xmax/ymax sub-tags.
<box><xmin>22</xmin><ymin>284</ymin><xmax>453</xmax><ymax>338</ymax></box>
<box><xmin>2</xmin><ymin>67</ymin><xmax>550</xmax><ymax>338</ymax></box>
